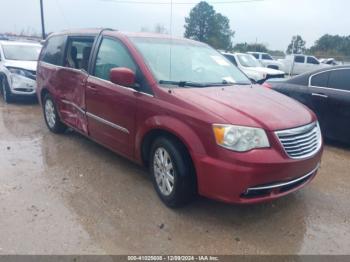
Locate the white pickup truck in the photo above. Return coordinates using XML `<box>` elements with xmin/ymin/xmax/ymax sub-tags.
<box><xmin>278</xmin><ymin>54</ymin><xmax>330</xmax><ymax>75</ymax></box>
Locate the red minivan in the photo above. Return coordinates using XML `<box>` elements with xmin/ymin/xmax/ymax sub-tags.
<box><xmin>36</xmin><ymin>29</ymin><xmax>323</xmax><ymax>207</ymax></box>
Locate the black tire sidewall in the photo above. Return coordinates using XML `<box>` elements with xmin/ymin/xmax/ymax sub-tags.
<box><xmin>150</xmin><ymin>137</ymin><xmax>194</xmax><ymax>208</ymax></box>
<box><xmin>1</xmin><ymin>77</ymin><xmax>12</xmax><ymax>103</ymax></box>
<box><xmin>43</xmin><ymin>93</ymin><xmax>66</xmax><ymax>133</ymax></box>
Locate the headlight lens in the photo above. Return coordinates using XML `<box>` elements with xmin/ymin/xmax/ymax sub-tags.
<box><xmin>8</xmin><ymin>67</ymin><xmax>27</xmax><ymax>76</ymax></box>
<box><xmin>213</xmin><ymin>124</ymin><xmax>270</xmax><ymax>152</ymax></box>
<box><xmin>7</xmin><ymin>67</ymin><xmax>35</xmax><ymax>80</ymax></box>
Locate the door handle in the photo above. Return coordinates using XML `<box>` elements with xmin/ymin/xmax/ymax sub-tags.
<box><xmin>312</xmin><ymin>93</ymin><xmax>328</xmax><ymax>98</ymax></box>
<box><xmin>87</xmin><ymin>85</ymin><xmax>98</xmax><ymax>93</ymax></box>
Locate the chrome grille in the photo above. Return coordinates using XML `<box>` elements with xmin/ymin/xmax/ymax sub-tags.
<box><xmin>275</xmin><ymin>122</ymin><xmax>322</xmax><ymax>159</ymax></box>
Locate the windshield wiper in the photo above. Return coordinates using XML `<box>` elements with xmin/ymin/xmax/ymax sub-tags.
<box><xmin>159</xmin><ymin>80</ymin><xmax>233</xmax><ymax>88</ymax></box>
<box><xmin>159</xmin><ymin>80</ymin><xmax>207</xmax><ymax>87</ymax></box>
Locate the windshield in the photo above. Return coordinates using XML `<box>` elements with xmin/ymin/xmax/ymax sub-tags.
<box><xmin>237</xmin><ymin>54</ymin><xmax>261</xmax><ymax>67</ymax></box>
<box><xmin>2</xmin><ymin>44</ymin><xmax>41</xmax><ymax>61</ymax></box>
<box><xmin>130</xmin><ymin>37</ymin><xmax>251</xmax><ymax>86</ymax></box>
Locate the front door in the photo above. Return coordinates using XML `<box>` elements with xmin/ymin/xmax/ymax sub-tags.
<box><xmin>57</xmin><ymin>36</ymin><xmax>94</xmax><ymax>134</ymax></box>
<box><xmin>85</xmin><ymin>37</ymin><xmax>138</xmax><ymax>158</ymax></box>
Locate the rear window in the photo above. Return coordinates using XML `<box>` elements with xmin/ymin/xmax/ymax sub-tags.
<box><xmin>40</xmin><ymin>35</ymin><xmax>66</xmax><ymax>66</ymax></box>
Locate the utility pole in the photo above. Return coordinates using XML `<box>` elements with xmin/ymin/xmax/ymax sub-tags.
<box><xmin>289</xmin><ymin>36</ymin><xmax>297</xmax><ymax>77</ymax></box>
<box><xmin>40</xmin><ymin>0</ymin><xmax>46</xmax><ymax>39</ymax></box>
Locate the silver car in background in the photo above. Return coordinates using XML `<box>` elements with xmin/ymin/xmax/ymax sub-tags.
<box><xmin>0</xmin><ymin>41</ymin><xmax>42</xmax><ymax>102</ymax></box>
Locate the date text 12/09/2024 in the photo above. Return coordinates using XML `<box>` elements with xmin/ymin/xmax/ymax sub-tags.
<box><xmin>127</xmin><ymin>256</ymin><xmax>219</xmax><ymax>261</ymax></box>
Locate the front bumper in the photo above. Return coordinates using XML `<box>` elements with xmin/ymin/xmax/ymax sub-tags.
<box><xmin>193</xmin><ymin>145</ymin><xmax>322</xmax><ymax>204</ymax></box>
<box><xmin>9</xmin><ymin>74</ymin><xmax>37</xmax><ymax>96</ymax></box>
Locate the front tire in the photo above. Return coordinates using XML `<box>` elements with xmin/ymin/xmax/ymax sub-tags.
<box><xmin>1</xmin><ymin>77</ymin><xmax>13</xmax><ymax>103</ymax></box>
<box><xmin>150</xmin><ymin>137</ymin><xmax>196</xmax><ymax>208</ymax></box>
<box><xmin>43</xmin><ymin>93</ymin><xmax>67</xmax><ymax>134</ymax></box>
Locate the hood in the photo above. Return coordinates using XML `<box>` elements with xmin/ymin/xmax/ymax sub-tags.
<box><xmin>320</xmin><ymin>63</ymin><xmax>331</xmax><ymax>68</ymax></box>
<box><xmin>3</xmin><ymin>60</ymin><xmax>37</xmax><ymax>72</ymax></box>
<box><xmin>244</xmin><ymin>67</ymin><xmax>285</xmax><ymax>75</ymax></box>
<box><xmin>266</xmin><ymin>60</ymin><xmax>283</xmax><ymax>67</ymax></box>
<box><xmin>172</xmin><ymin>85</ymin><xmax>314</xmax><ymax>131</ymax></box>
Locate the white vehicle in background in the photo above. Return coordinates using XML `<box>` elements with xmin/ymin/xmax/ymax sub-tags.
<box><xmin>0</xmin><ymin>41</ymin><xmax>42</xmax><ymax>103</ymax></box>
<box><xmin>222</xmin><ymin>52</ymin><xmax>285</xmax><ymax>83</ymax></box>
<box><xmin>320</xmin><ymin>58</ymin><xmax>340</xmax><ymax>66</ymax></box>
<box><xmin>278</xmin><ymin>54</ymin><xmax>330</xmax><ymax>75</ymax></box>
<box><xmin>248</xmin><ymin>51</ymin><xmax>283</xmax><ymax>70</ymax></box>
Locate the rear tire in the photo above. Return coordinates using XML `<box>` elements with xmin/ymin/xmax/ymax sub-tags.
<box><xmin>1</xmin><ymin>77</ymin><xmax>13</xmax><ymax>103</ymax></box>
<box><xmin>150</xmin><ymin>137</ymin><xmax>196</xmax><ymax>208</ymax></box>
<box><xmin>43</xmin><ymin>93</ymin><xmax>67</xmax><ymax>134</ymax></box>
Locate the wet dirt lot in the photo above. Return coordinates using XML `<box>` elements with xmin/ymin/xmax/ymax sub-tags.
<box><xmin>0</xmin><ymin>99</ymin><xmax>349</xmax><ymax>255</ymax></box>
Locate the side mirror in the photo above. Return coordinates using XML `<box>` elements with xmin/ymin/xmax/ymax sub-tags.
<box><xmin>110</xmin><ymin>67</ymin><xmax>136</xmax><ymax>87</ymax></box>
<box><xmin>249</xmin><ymin>78</ymin><xmax>257</xmax><ymax>84</ymax></box>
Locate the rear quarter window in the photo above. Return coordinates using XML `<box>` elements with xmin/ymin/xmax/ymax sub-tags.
<box><xmin>310</xmin><ymin>71</ymin><xmax>329</xmax><ymax>87</ymax></box>
<box><xmin>40</xmin><ymin>35</ymin><xmax>66</xmax><ymax>66</ymax></box>
<box><xmin>328</xmin><ymin>69</ymin><xmax>350</xmax><ymax>91</ymax></box>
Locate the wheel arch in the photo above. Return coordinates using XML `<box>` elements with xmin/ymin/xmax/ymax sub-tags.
<box><xmin>136</xmin><ymin>116</ymin><xmax>206</xmax><ymax>169</ymax></box>
<box><xmin>40</xmin><ymin>87</ymin><xmax>50</xmax><ymax>105</ymax></box>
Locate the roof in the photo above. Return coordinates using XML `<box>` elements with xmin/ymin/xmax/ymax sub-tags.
<box><xmin>287</xmin><ymin>65</ymin><xmax>350</xmax><ymax>84</ymax></box>
<box><xmin>48</xmin><ymin>28</ymin><xmax>205</xmax><ymax>45</ymax></box>
<box><xmin>221</xmin><ymin>52</ymin><xmax>253</xmax><ymax>57</ymax></box>
<box><xmin>49</xmin><ymin>28</ymin><xmax>105</xmax><ymax>36</ymax></box>
<box><xmin>248</xmin><ymin>51</ymin><xmax>268</xmax><ymax>54</ymax></box>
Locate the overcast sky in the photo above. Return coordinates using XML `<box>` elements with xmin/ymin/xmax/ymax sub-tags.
<box><xmin>0</xmin><ymin>0</ymin><xmax>349</xmax><ymax>50</ymax></box>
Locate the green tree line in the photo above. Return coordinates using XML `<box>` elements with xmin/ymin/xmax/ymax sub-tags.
<box><xmin>184</xmin><ymin>1</ymin><xmax>350</xmax><ymax>59</ymax></box>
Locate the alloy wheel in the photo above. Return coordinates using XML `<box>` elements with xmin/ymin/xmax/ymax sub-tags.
<box><xmin>153</xmin><ymin>147</ymin><xmax>175</xmax><ymax>196</ymax></box>
<box><xmin>45</xmin><ymin>99</ymin><xmax>56</xmax><ymax>129</ymax></box>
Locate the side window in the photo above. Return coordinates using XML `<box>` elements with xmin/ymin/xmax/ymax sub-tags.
<box><xmin>251</xmin><ymin>53</ymin><xmax>259</xmax><ymax>59</ymax></box>
<box><xmin>93</xmin><ymin>37</ymin><xmax>150</xmax><ymax>93</ymax></box>
<box><xmin>41</xmin><ymin>35</ymin><xmax>66</xmax><ymax>66</ymax></box>
<box><xmin>294</xmin><ymin>56</ymin><xmax>305</xmax><ymax>63</ymax></box>
<box><xmin>64</xmin><ymin>37</ymin><xmax>94</xmax><ymax>70</ymax></box>
<box><xmin>262</xmin><ymin>54</ymin><xmax>273</xmax><ymax>60</ymax></box>
<box><xmin>328</xmin><ymin>69</ymin><xmax>350</xmax><ymax>91</ymax></box>
<box><xmin>307</xmin><ymin>57</ymin><xmax>320</xmax><ymax>65</ymax></box>
<box><xmin>225</xmin><ymin>55</ymin><xmax>238</xmax><ymax>66</ymax></box>
<box><xmin>310</xmin><ymin>72</ymin><xmax>329</xmax><ymax>87</ymax></box>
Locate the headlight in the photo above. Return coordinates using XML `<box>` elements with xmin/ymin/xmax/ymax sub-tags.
<box><xmin>7</xmin><ymin>67</ymin><xmax>35</xmax><ymax>80</ymax></box>
<box><xmin>8</xmin><ymin>67</ymin><xmax>27</xmax><ymax>76</ymax></box>
<box><xmin>212</xmin><ymin>124</ymin><xmax>270</xmax><ymax>152</ymax></box>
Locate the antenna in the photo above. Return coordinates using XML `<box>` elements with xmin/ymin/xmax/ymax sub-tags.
<box><xmin>169</xmin><ymin>0</ymin><xmax>173</xmax><ymax>82</ymax></box>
